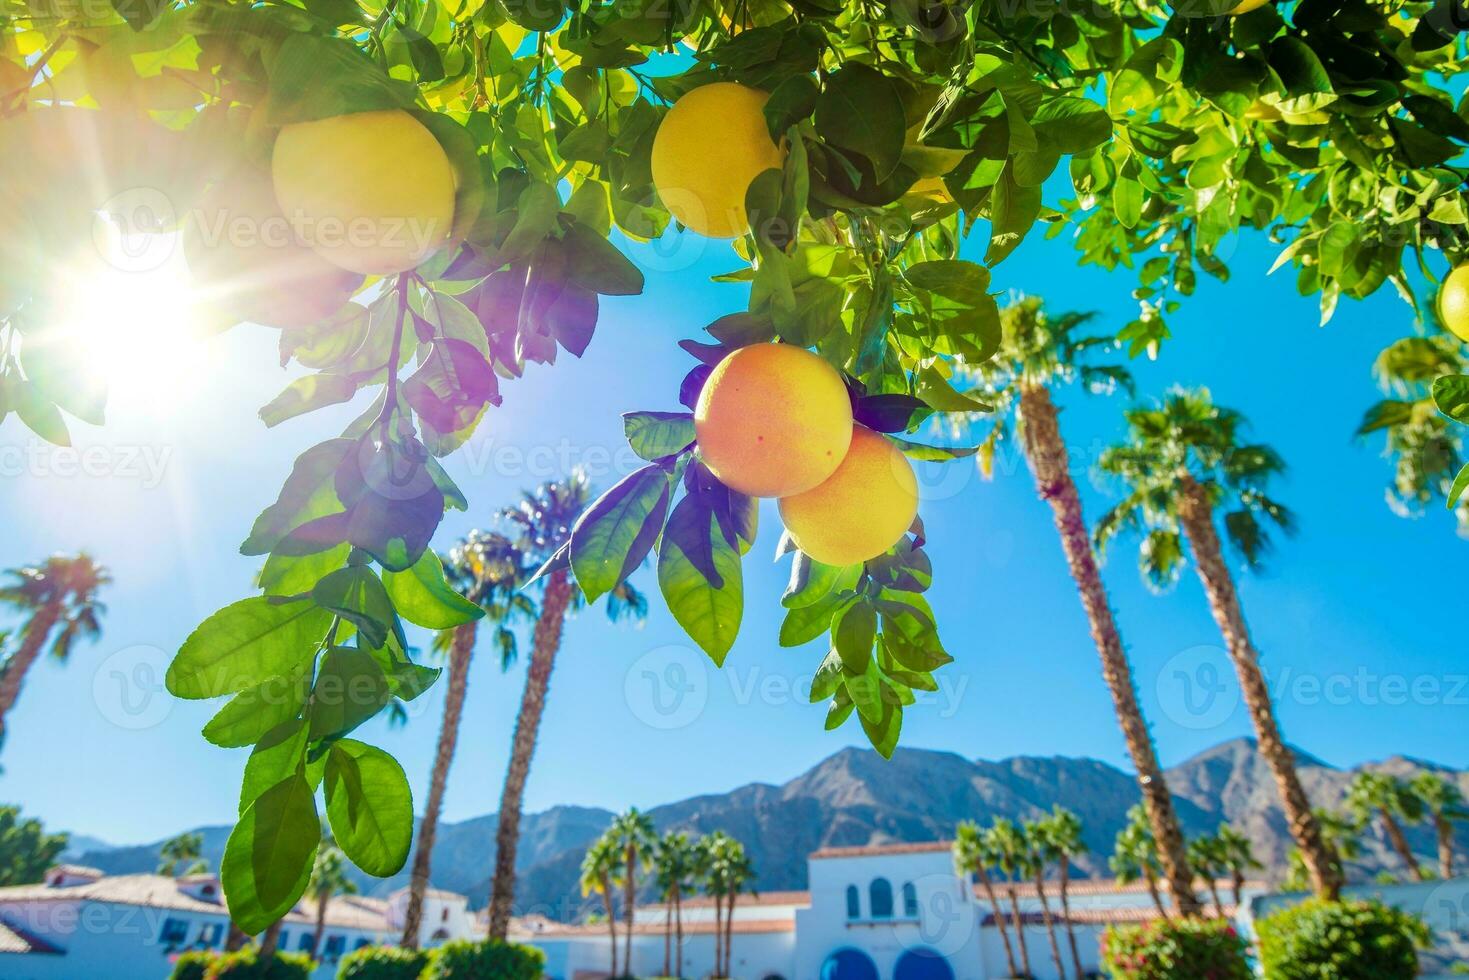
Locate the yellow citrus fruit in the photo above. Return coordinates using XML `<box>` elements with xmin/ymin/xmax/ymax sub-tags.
<box><xmin>778</xmin><ymin>425</ymin><xmax>919</xmax><ymax>567</ymax></box>
<box><xmin>184</xmin><ymin>170</ymin><xmax>361</xmax><ymax>329</ymax></box>
<box><xmin>694</xmin><ymin>343</ymin><xmax>853</xmax><ymax>497</ymax></box>
<box><xmin>1230</xmin><ymin>0</ymin><xmax>1270</xmax><ymax>12</ymax></box>
<box><xmin>651</xmin><ymin>83</ymin><xmax>784</xmax><ymax>239</ymax></box>
<box><xmin>271</xmin><ymin>109</ymin><xmax>455</xmax><ymax>276</ymax></box>
<box><xmin>1243</xmin><ymin>99</ymin><xmax>1282</xmax><ymax>122</ymax></box>
<box><xmin>1439</xmin><ymin>264</ymin><xmax>1469</xmax><ymax>342</ymax></box>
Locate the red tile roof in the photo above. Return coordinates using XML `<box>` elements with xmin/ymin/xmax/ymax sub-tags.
<box><xmin>537</xmin><ymin>918</ymin><xmax>795</xmax><ymax>938</ymax></box>
<box><xmin>811</xmin><ymin>842</ymin><xmax>954</xmax><ymax>860</ymax></box>
<box><xmin>645</xmin><ymin>890</ymin><xmax>810</xmax><ymax>910</ymax></box>
<box><xmin>980</xmin><ymin>906</ymin><xmax>1238</xmax><ymax>927</ymax></box>
<box><xmin>0</xmin><ymin>920</ymin><xmax>62</xmax><ymax>955</ymax></box>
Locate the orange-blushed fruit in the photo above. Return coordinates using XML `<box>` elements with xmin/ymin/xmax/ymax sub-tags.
<box><xmin>1439</xmin><ymin>264</ymin><xmax>1469</xmax><ymax>343</ymax></box>
<box><xmin>694</xmin><ymin>343</ymin><xmax>853</xmax><ymax>498</ymax></box>
<box><xmin>778</xmin><ymin>425</ymin><xmax>919</xmax><ymax>567</ymax></box>
<box><xmin>651</xmin><ymin>83</ymin><xmax>784</xmax><ymax>239</ymax></box>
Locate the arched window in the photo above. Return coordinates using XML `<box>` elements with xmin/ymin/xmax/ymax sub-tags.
<box><xmin>845</xmin><ymin>884</ymin><xmax>861</xmax><ymax>920</ymax></box>
<box><xmin>870</xmin><ymin>878</ymin><xmax>894</xmax><ymax>919</ymax></box>
<box><xmin>902</xmin><ymin>881</ymin><xmax>919</xmax><ymax>918</ymax></box>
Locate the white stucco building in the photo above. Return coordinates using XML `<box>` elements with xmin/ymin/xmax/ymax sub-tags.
<box><xmin>0</xmin><ymin>865</ymin><xmax>475</xmax><ymax>979</ymax></box>
<box><xmin>522</xmin><ymin>840</ymin><xmax>1267</xmax><ymax>980</ymax></box>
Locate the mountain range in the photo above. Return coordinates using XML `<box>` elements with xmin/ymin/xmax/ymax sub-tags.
<box><xmin>69</xmin><ymin>737</ymin><xmax>1469</xmax><ymax>919</ymax></box>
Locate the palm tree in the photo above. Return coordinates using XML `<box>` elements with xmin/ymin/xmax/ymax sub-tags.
<box><xmin>1187</xmin><ymin>833</ymin><xmax>1227</xmax><ymax>916</ymax></box>
<box><xmin>987</xmin><ymin>818</ymin><xmax>1033</xmax><ymax>977</ymax></box>
<box><xmin>580</xmin><ymin>833</ymin><xmax>624</xmax><ymax>977</ymax></box>
<box><xmin>0</xmin><ymin>554</ymin><xmax>109</xmax><ymax>745</ymax></box>
<box><xmin>700</xmin><ymin>832</ymin><xmax>754</xmax><ymax>978</ymax></box>
<box><xmin>1410</xmin><ymin>772</ymin><xmax>1469</xmax><ymax>879</ymax></box>
<box><xmin>309</xmin><ymin>841</ymin><xmax>357</xmax><ymax>958</ymax></box>
<box><xmin>654</xmin><ymin>831</ymin><xmax>699</xmax><ymax>978</ymax></box>
<box><xmin>1095</xmin><ymin>387</ymin><xmax>1343</xmax><ymax>901</ymax></box>
<box><xmin>156</xmin><ymin>832</ymin><xmax>207</xmax><ymax>877</ymax></box>
<box><xmin>957</xmin><ymin>299</ymin><xmax>1200</xmax><ymax>915</ymax></box>
<box><xmin>487</xmin><ymin>471</ymin><xmax>649</xmax><ymax>940</ymax></box>
<box><xmin>1357</xmin><ymin>334</ymin><xmax>1468</xmax><ymax>530</ymax></box>
<box><xmin>402</xmin><ymin>530</ymin><xmax>532</xmax><ymax>949</ymax></box>
<box><xmin>1347</xmin><ymin>772</ymin><xmax>1426</xmax><ymax>881</ymax></box>
<box><xmin>1111</xmin><ymin>804</ymin><xmax>1167</xmax><ymax>917</ymax></box>
<box><xmin>1023</xmin><ymin>816</ymin><xmax>1067</xmax><ymax>980</ymax></box>
<box><xmin>1285</xmin><ymin>808</ymin><xmax>1361</xmax><ymax>892</ymax></box>
<box><xmin>608</xmin><ymin>808</ymin><xmax>656</xmax><ymax>976</ymax></box>
<box><xmin>1215</xmin><ymin>824</ymin><xmax>1262</xmax><ymax>905</ymax></box>
<box><xmin>1040</xmin><ymin>806</ymin><xmax>1088</xmax><ymax>979</ymax></box>
<box><xmin>953</xmin><ymin>821</ymin><xmax>1019</xmax><ymax>978</ymax></box>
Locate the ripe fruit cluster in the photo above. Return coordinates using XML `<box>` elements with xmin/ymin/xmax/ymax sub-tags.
<box><xmin>694</xmin><ymin>343</ymin><xmax>919</xmax><ymax>567</ymax></box>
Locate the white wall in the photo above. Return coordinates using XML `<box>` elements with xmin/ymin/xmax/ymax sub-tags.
<box><xmin>539</xmin><ymin>927</ymin><xmax>796</xmax><ymax>980</ymax></box>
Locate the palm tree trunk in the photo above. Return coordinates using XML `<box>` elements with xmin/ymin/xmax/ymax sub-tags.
<box><xmin>1006</xmin><ymin>885</ymin><xmax>1031</xmax><ymax>978</ymax></box>
<box><xmin>0</xmin><ymin>602</ymin><xmax>59</xmax><ymax>744</ymax></box>
<box><xmin>663</xmin><ymin>894</ymin><xmax>671</xmax><ymax>978</ymax></box>
<box><xmin>603</xmin><ymin>874</ymin><xmax>618</xmax><ymax>977</ymax></box>
<box><xmin>975</xmin><ymin>863</ymin><xmax>1019</xmax><ymax>977</ymax></box>
<box><xmin>225</xmin><ymin>922</ymin><xmax>248</xmax><ymax>952</ymax></box>
<box><xmin>1231</xmin><ymin>871</ymin><xmax>1244</xmax><ymax>907</ymax></box>
<box><xmin>622</xmin><ymin>843</ymin><xmax>637</xmax><ymax>976</ymax></box>
<box><xmin>1437</xmin><ymin>816</ymin><xmax>1455</xmax><ymax>879</ymax></box>
<box><xmin>724</xmin><ymin>890</ymin><xmax>736</xmax><ymax>978</ymax></box>
<box><xmin>1143</xmin><ymin>868</ymin><xmax>1165</xmax><ymax>917</ymax></box>
<box><xmin>1032</xmin><ymin>870</ymin><xmax>1066</xmax><ymax>980</ymax></box>
<box><xmin>1378</xmin><ymin>811</ymin><xmax>1425</xmax><ymax>881</ymax></box>
<box><xmin>311</xmin><ymin>893</ymin><xmax>328</xmax><ymax>958</ymax></box>
<box><xmin>1018</xmin><ymin>385</ymin><xmax>1201</xmax><ymax>917</ymax></box>
<box><xmin>488</xmin><ymin>570</ymin><xmax>577</xmax><ymax>940</ymax></box>
<box><xmin>1058</xmin><ymin>855</ymin><xmax>1084</xmax><ymax>980</ymax></box>
<box><xmin>259</xmin><ymin>919</ymin><xmax>282</xmax><ymax>959</ymax></box>
<box><xmin>712</xmin><ymin>891</ymin><xmax>723</xmax><ymax>977</ymax></box>
<box><xmin>1206</xmin><ymin>880</ymin><xmax>1224</xmax><ymax>917</ymax></box>
<box><xmin>673</xmin><ymin>884</ymin><xmax>684</xmax><ymax>978</ymax></box>
<box><xmin>1175</xmin><ymin>474</ymin><xmax>1344</xmax><ymax>901</ymax></box>
<box><xmin>402</xmin><ymin>620</ymin><xmax>475</xmax><ymax>949</ymax></box>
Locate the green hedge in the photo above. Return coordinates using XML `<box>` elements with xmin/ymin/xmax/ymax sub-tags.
<box><xmin>421</xmin><ymin>938</ymin><xmax>545</xmax><ymax>980</ymax></box>
<box><xmin>1256</xmin><ymin>898</ymin><xmax>1431</xmax><ymax>979</ymax></box>
<box><xmin>1101</xmin><ymin>916</ymin><xmax>1252</xmax><ymax>980</ymax></box>
<box><xmin>335</xmin><ymin>944</ymin><xmax>430</xmax><ymax>980</ymax></box>
<box><xmin>203</xmin><ymin>948</ymin><xmax>316</xmax><ymax>980</ymax></box>
<box><xmin>168</xmin><ymin>950</ymin><xmax>215</xmax><ymax>980</ymax></box>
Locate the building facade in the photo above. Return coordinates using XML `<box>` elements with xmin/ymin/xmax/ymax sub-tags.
<box><xmin>0</xmin><ymin>865</ymin><xmax>474</xmax><ymax>980</ymax></box>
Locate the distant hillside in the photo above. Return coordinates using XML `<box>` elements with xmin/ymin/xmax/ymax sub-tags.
<box><xmin>72</xmin><ymin>738</ymin><xmax>1469</xmax><ymax>919</ymax></box>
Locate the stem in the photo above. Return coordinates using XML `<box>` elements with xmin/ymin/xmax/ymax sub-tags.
<box><xmin>380</xmin><ymin>274</ymin><xmax>411</xmax><ymax>435</ymax></box>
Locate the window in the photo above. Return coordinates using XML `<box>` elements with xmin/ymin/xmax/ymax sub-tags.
<box><xmin>298</xmin><ymin>933</ymin><xmax>315</xmax><ymax>952</ymax></box>
<box><xmin>441</xmin><ymin>907</ymin><xmax>449</xmax><ymax>922</ymax></box>
<box><xmin>324</xmin><ymin>935</ymin><xmax>346</xmax><ymax>959</ymax></box>
<box><xmin>903</xmin><ymin>881</ymin><xmax>919</xmax><ymax>918</ymax></box>
<box><xmin>845</xmin><ymin>884</ymin><xmax>861</xmax><ymax>920</ymax></box>
<box><xmin>159</xmin><ymin>918</ymin><xmax>189</xmax><ymax>945</ymax></box>
<box><xmin>355</xmin><ymin>938</ymin><xmax>371</xmax><ymax>950</ymax></box>
<box><xmin>870</xmin><ymin>878</ymin><xmax>894</xmax><ymax>919</ymax></box>
<box><xmin>277</xmin><ymin>931</ymin><xmax>290</xmax><ymax>951</ymax></box>
<box><xmin>198</xmin><ymin>922</ymin><xmax>224</xmax><ymax>948</ymax></box>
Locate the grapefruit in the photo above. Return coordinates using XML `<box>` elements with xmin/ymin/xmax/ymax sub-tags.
<box><xmin>694</xmin><ymin>343</ymin><xmax>853</xmax><ymax>497</ymax></box>
<box><xmin>1439</xmin><ymin>264</ymin><xmax>1469</xmax><ymax>342</ymax></box>
<box><xmin>651</xmin><ymin>83</ymin><xmax>784</xmax><ymax>239</ymax></box>
<box><xmin>272</xmin><ymin>110</ymin><xmax>455</xmax><ymax>276</ymax></box>
<box><xmin>778</xmin><ymin>426</ymin><xmax>919</xmax><ymax>566</ymax></box>
<box><xmin>184</xmin><ymin>169</ymin><xmax>361</xmax><ymax>329</ymax></box>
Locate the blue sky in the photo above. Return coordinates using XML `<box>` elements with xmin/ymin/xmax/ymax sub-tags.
<box><xmin>1</xmin><ymin>200</ymin><xmax>1464</xmax><ymax>848</ymax></box>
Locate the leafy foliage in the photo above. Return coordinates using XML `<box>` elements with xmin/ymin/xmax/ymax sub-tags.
<box><xmin>201</xmin><ymin>948</ymin><xmax>315</xmax><ymax>980</ymax></box>
<box><xmin>335</xmin><ymin>944</ymin><xmax>429</xmax><ymax>980</ymax></box>
<box><xmin>421</xmin><ymin>938</ymin><xmax>545</xmax><ymax>980</ymax></box>
<box><xmin>1256</xmin><ymin>898</ymin><xmax>1432</xmax><ymax>980</ymax></box>
<box><xmin>1101</xmin><ymin>916</ymin><xmax>1252</xmax><ymax>980</ymax></box>
<box><xmin>168</xmin><ymin>950</ymin><xmax>214</xmax><ymax>980</ymax></box>
<box><xmin>0</xmin><ymin>804</ymin><xmax>67</xmax><ymax>886</ymax></box>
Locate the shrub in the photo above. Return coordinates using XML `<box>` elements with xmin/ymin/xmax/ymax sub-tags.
<box><xmin>1101</xmin><ymin>916</ymin><xmax>1252</xmax><ymax>980</ymax></box>
<box><xmin>204</xmin><ymin>948</ymin><xmax>315</xmax><ymax>980</ymax></box>
<box><xmin>169</xmin><ymin>950</ymin><xmax>215</xmax><ymax>980</ymax></box>
<box><xmin>336</xmin><ymin>944</ymin><xmax>430</xmax><ymax>980</ymax></box>
<box><xmin>1256</xmin><ymin>898</ymin><xmax>1431</xmax><ymax>979</ymax></box>
<box><xmin>423</xmin><ymin>938</ymin><xmax>545</xmax><ymax>980</ymax></box>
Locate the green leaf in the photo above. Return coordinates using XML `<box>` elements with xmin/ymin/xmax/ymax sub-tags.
<box><xmin>765</xmin><ymin>73</ymin><xmax>819</xmax><ymax>137</ymax></box>
<box><xmin>904</xmin><ymin>259</ymin><xmax>992</xmax><ymax>307</ymax></box>
<box><xmin>265</xmin><ymin>34</ymin><xmax>418</xmax><ymax>125</ymax></box>
<box><xmin>240</xmin><ymin>719</ymin><xmax>309</xmax><ymax>814</ymax></box>
<box><xmin>809</xmin><ymin>649</ymin><xmax>844</xmax><ymax>702</ymax></box>
<box><xmin>1031</xmin><ymin>97</ymin><xmax>1112</xmax><ymax>154</ymax></box>
<box><xmin>833</xmin><ymin>600</ymin><xmax>877</xmax><ymax>674</ymax></box>
<box><xmin>324</xmin><ymin>739</ymin><xmax>413</xmax><ymax>877</ymax></box>
<box><xmin>888</xmin><ymin>436</ymin><xmax>979</xmax><ymax>461</ymax></box>
<box><xmin>623</xmin><ymin>412</ymin><xmax>697</xmax><ymax>461</ymax></box>
<box><xmin>1448</xmin><ymin>462</ymin><xmax>1469</xmax><ymax>508</ymax></box>
<box><xmin>259</xmin><ymin>374</ymin><xmax>358</xmax><ymax>428</ymax></box>
<box><xmin>782</xmin><ymin>555</ymin><xmax>859</xmax><ymax>609</ymax></box>
<box><xmin>202</xmin><ymin>669</ymin><xmax>311</xmax><ymax>749</ymax></box>
<box><xmin>382</xmin><ymin>552</ymin><xmax>483</xmax><ymax>630</ymax></box>
<box><xmin>571</xmin><ymin>464</ymin><xmax>671</xmax><ymax>603</ymax></box>
<box><xmin>307</xmin><ymin>646</ymin><xmax>392</xmax><ymax>741</ymax></box>
<box><xmin>1432</xmin><ymin>374</ymin><xmax>1469</xmax><ymax>423</ymax></box>
<box><xmin>242</xmin><ymin>440</ymin><xmax>352</xmax><ymax>556</ymax></box>
<box><xmin>657</xmin><ymin>495</ymin><xmax>743</xmax><ymax>665</ymax></box>
<box><xmin>310</xmin><ymin>567</ymin><xmax>400</xmax><ymax>650</ymax></box>
<box><xmin>168</xmin><ymin>598</ymin><xmax>332</xmax><ymax>700</ymax></box>
<box><xmin>986</xmin><ymin>162</ymin><xmax>1041</xmax><ymax>265</ymax></box>
<box><xmin>779</xmin><ymin>590</ymin><xmax>853</xmax><ymax>647</ymax></box>
<box><xmin>221</xmin><ymin>773</ymin><xmax>318</xmax><ymax>934</ymax></box>
<box><xmin>814</xmin><ymin>64</ymin><xmax>907</xmax><ymax>180</ymax></box>
<box><xmin>858</xmin><ymin>696</ymin><xmax>902</xmax><ymax>759</ymax></box>
<box><xmin>562</xmin><ymin>222</ymin><xmax>644</xmax><ymax>296</ymax></box>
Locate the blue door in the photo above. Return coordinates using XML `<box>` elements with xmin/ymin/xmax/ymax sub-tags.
<box><xmin>894</xmin><ymin>947</ymin><xmax>956</xmax><ymax>980</ymax></box>
<box><xmin>821</xmin><ymin>948</ymin><xmax>879</xmax><ymax>980</ymax></box>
